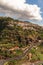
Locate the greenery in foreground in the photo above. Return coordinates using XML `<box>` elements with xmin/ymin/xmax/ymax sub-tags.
<box><xmin>3</xmin><ymin>43</ymin><xmax>43</xmax><ymax>65</ymax></box>
<box><xmin>30</xmin><ymin>44</ymin><xmax>43</xmax><ymax>62</ymax></box>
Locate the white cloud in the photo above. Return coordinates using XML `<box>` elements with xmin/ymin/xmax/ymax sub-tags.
<box><xmin>0</xmin><ymin>0</ymin><xmax>42</xmax><ymax>21</ymax></box>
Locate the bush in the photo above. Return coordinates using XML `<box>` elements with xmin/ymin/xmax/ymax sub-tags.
<box><xmin>31</xmin><ymin>54</ymin><xmax>38</xmax><ymax>62</ymax></box>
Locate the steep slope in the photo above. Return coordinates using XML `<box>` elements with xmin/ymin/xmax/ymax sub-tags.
<box><xmin>0</xmin><ymin>17</ymin><xmax>43</xmax><ymax>47</ymax></box>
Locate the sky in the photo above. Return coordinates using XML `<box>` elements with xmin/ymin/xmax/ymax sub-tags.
<box><xmin>0</xmin><ymin>0</ymin><xmax>43</xmax><ymax>26</ymax></box>
<box><xmin>26</xmin><ymin>0</ymin><xmax>43</xmax><ymax>26</ymax></box>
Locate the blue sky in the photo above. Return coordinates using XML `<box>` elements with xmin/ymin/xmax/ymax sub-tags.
<box><xmin>26</xmin><ymin>0</ymin><xmax>43</xmax><ymax>26</ymax></box>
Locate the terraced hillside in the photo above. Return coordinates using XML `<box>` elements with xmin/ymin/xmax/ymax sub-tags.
<box><xmin>0</xmin><ymin>17</ymin><xmax>43</xmax><ymax>60</ymax></box>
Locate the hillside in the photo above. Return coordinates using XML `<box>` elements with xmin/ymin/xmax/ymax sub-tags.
<box><xmin>0</xmin><ymin>17</ymin><xmax>43</xmax><ymax>62</ymax></box>
<box><xmin>0</xmin><ymin>17</ymin><xmax>43</xmax><ymax>45</ymax></box>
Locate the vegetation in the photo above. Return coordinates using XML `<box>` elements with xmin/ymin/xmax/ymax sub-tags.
<box><xmin>30</xmin><ymin>44</ymin><xmax>43</xmax><ymax>62</ymax></box>
<box><xmin>0</xmin><ymin>17</ymin><xmax>43</xmax><ymax>63</ymax></box>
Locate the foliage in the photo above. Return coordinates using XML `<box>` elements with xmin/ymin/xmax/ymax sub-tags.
<box><xmin>0</xmin><ymin>17</ymin><xmax>43</xmax><ymax>60</ymax></box>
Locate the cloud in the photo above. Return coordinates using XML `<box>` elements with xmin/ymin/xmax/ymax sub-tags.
<box><xmin>0</xmin><ymin>0</ymin><xmax>42</xmax><ymax>21</ymax></box>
